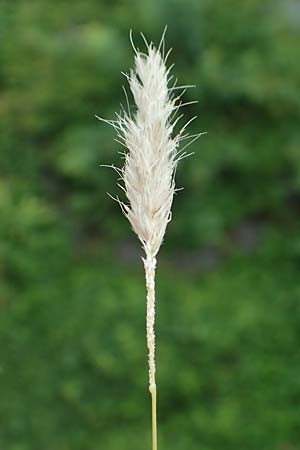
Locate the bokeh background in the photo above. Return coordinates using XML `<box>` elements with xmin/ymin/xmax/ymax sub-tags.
<box><xmin>1</xmin><ymin>0</ymin><xmax>300</xmax><ymax>449</ymax></box>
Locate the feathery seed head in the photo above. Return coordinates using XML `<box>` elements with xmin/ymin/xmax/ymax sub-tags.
<box><xmin>100</xmin><ymin>34</ymin><xmax>201</xmax><ymax>257</ymax></box>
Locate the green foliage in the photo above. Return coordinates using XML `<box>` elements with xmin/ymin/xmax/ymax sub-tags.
<box><xmin>1</xmin><ymin>0</ymin><xmax>300</xmax><ymax>449</ymax></box>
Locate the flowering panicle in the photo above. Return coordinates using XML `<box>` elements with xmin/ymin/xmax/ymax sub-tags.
<box><xmin>98</xmin><ymin>33</ymin><xmax>201</xmax><ymax>257</ymax></box>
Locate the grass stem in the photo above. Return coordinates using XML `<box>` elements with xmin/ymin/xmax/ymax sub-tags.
<box><xmin>150</xmin><ymin>385</ymin><xmax>157</xmax><ymax>450</ymax></box>
<box><xmin>144</xmin><ymin>253</ymin><xmax>157</xmax><ymax>450</ymax></box>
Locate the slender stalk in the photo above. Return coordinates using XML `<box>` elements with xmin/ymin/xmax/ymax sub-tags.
<box><xmin>144</xmin><ymin>253</ymin><xmax>157</xmax><ymax>450</ymax></box>
<box><xmin>150</xmin><ymin>386</ymin><xmax>157</xmax><ymax>450</ymax></box>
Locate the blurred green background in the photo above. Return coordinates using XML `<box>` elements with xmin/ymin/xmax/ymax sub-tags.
<box><xmin>1</xmin><ymin>0</ymin><xmax>300</xmax><ymax>449</ymax></box>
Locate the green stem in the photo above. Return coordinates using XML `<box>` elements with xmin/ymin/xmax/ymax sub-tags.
<box><xmin>144</xmin><ymin>253</ymin><xmax>158</xmax><ymax>450</ymax></box>
<box><xmin>150</xmin><ymin>385</ymin><xmax>157</xmax><ymax>450</ymax></box>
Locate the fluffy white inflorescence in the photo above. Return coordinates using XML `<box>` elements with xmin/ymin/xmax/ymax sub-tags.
<box><xmin>99</xmin><ymin>36</ymin><xmax>199</xmax><ymax>257</ymax></box>
<box><xmin>121</xmin><ymin>45</ymin><xmax>177</xmax><ymax>257</ymax></box>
